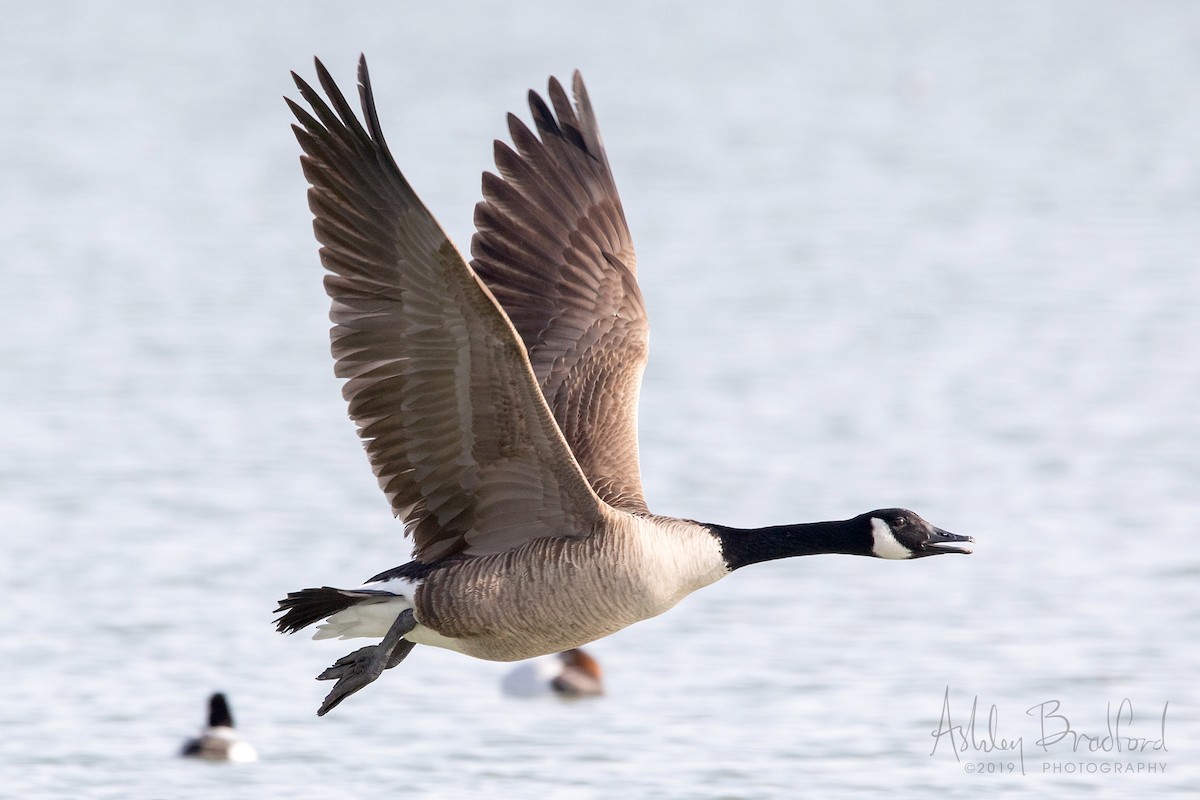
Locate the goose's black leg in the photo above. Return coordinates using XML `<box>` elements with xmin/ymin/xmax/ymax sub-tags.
<box><xmin>315</xmin><ymin>609</ymin><xmax>417</xmax><ymax>716</ymax></box>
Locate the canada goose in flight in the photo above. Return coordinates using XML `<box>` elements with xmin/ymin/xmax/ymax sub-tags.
<box><xmin>180</xmin><ymin>693</ymin><xmax>258</xmax><ymax>763</ymax></box>
<box><xmin>275</xmin><ymin>57</ymin><xmax>973</xmax><ymax>716</ymax></box>
<box><xmin>501</xmin><ymin>648</ymin><xmax>605</xmax><ymax>699</ymax></box>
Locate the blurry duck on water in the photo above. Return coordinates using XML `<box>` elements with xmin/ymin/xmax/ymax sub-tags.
<box><xmin>275</xmin><ymin>57</ymin><xmax>974</xmax><ymax>716</ymax></box>
<box><xmin>502</xmin><ymin>648</ymin><xmax>605</xmax><ymax>699</ymax></box>
<box><xmin>180</xmin><ymin>693</ymin><xmax>257</xmax><ymax>763</ymax></box>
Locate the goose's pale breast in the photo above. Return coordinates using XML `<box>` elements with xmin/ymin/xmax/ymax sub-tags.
<box><xmin>412</xmin><ymin>515</ymin><xmax>728</xmax><ymax>661</ymax></box>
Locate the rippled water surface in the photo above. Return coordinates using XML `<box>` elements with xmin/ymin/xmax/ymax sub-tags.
<box><xmin>3</xmin><ymin>2</ymin><xmax>1197</xmax><ymax>797</ymax></box>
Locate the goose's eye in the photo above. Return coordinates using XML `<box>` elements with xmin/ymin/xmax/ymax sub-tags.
<box><xmin>894</xmin><ymin>517</ymin><xmax>907</xmax><ymax>527</ymax></box>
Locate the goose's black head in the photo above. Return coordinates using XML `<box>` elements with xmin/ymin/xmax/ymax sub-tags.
<box><xmin>863</xmin><ymin>508</ymin><xmax>973</xmax><ymax>559</ymax></box>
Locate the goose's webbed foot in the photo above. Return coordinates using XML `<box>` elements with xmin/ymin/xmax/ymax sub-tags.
<box><xmin>315</xmin><ymin>608</ymin><xmax>417</xmax><ymax>716</ymax></box>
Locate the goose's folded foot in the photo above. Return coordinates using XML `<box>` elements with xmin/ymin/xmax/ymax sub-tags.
<box><xmin>315</xmin><ymin>609</ymin><xmax>416</xmax><ymax>716</ymax></box>
<box><xmin>316</xmin><ymin>644</ymin><xmax>381</xmax><ymax>681</ymax></box>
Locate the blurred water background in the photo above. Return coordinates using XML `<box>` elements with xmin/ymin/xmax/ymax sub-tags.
<box><xmin>2</xmin><ymin>1</ymin><xmax>1197</xmax><ymax>797</ymax></box>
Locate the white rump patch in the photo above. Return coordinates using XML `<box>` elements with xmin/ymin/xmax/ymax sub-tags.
<box><xmin>309</xmin><ymin>576</ymin><xmax>468</xmax><ymax>654</ymax></box>
<box><xmin>311</xmin><ymin>576</ymin><xmax>420</xmax><ymax>640</ymax></box>
<box><xmin>364</xmin><ymin>575</ymin><xmax>421</xmax><ymax>596</ymax></box>
<box><xmin>313</xmin><ymin>595</ymin><xmax>411</xmax><ymax>640</ymax></box>
<box><xmin>870</xmin><ymin>517</ymin><xmax>913</xmax><ymax>560</ymax></box>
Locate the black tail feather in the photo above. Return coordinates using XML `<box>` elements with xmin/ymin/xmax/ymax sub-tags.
<box><xmin>274</xmin><ymin>587</ymin><xmax>365</xmax><ymax>634</ymax></box>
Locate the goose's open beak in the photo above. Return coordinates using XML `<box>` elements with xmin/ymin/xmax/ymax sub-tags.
<box><xmin>918</xmin><ymin>528</ymin><xmax>974</xmax><ymax>556</ymax></box>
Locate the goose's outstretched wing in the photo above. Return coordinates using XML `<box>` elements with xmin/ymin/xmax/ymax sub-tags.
<box><xmin>289</xmin><ymin>57</ymin><xmax>607</xmax><ymax>562</ymax></box>
<box><xmin>471</xmin><ymin>73</ymin><xmax>650</xmax><ymax>514</ymax></box>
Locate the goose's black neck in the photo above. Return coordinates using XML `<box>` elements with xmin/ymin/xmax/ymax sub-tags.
<box><xmin>708</xmin><ymin>519</ymin><xmax>870</xmax><ymax>571</ymax></box>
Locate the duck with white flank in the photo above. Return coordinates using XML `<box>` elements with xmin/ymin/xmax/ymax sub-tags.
<box><xmin>180</xmin><ymin>693</ymin><xmax>257</xmax><ymax>762</ymax></box>
<box><xmin>502</xmin><ymin>648</ymin><xmax>605</xmax><ymax>699</ymax></box>
<box><xmin>275</xmin><ymin>58</ymin><xmax>974</xmax><ymax>716</ymax></box>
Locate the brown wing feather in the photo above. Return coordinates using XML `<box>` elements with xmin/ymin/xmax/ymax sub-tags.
<box><xmin>471</xmin><ymin>72</ymin><xmax>650</xmax><ymax>513</ymax></box>
<box><xmin>289</xmin><ymin>57</ymin><xmax>607</xmax><ymax>562</ymax></box>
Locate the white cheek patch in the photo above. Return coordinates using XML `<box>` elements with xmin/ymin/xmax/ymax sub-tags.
<box><xmin>871</xmin><ymin>517</ymin><xmax>914</xmax><ymax>559</ymax></box>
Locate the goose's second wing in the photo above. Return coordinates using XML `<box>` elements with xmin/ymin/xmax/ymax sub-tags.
<box><xmin>471</xmin><ymin>73</ymin><xmax>650</xmax><ymax>514</ymax></box>
<box><xmin>289</xmin><ymin>57</ymin><xmax>606</xmax><ymax>562</ymax></box>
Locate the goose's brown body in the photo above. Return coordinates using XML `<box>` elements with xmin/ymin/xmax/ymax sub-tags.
<box><xmin>410</xmin><ymin>514</ymin><xmax>726</xmax><ymax>661</ymax></box>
